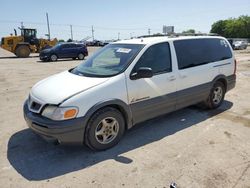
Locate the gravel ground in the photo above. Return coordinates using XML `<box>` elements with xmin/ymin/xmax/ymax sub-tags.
<box><xmin>0</xmin><ymin>47</ymin><xmax>249</xmax><ymax>188</ymax></box>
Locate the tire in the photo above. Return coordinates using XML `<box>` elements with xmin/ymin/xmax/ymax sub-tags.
<box><xmin>204</xmin><ymin>81</ymin><xmax>225</xmax><ymax>109</ymax></box>
<box><xmin>85</xmin><ymin>107</ymin><xmax>125</xmax><ymax>151</ymax></box>
<box><xmin>15</xmin><ymin>45</ymin><xmax>30</xmax><ymax>58</ymax></box>
<box><xmin>50</xmin><ymin>54</ymin><xmax>58</xmax><ymax>62</ymax></box>
<box><xmin>78</xmin><ymin>53</ymin><xmax>85</xmax><ymax>60</ymax></box>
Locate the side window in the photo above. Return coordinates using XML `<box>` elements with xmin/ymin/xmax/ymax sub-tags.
<box><xmin>60</xmin><ymin>44</ymin><xmax>68</xmax><ymax>49</ymax></box>
<box><xmin>69</xmin><ymin>44</ymin><xmax>77</xmax><ymax>48</ymax></box>
<box><xmin>133</xmin><ymin>42</ymin><xmax>172</xmax><ymax>74</ymax></box>
<box><xmin>61</xmin><ymin>44</ymin><xmax>75</xmax><ymax>49</ymax></box>
<box><xmin>174</xmin><ymin>38</ymin><xmax>232</xmax><ymax>70</ymax></box>
<box><xmin>211</xmin><ymin>39</ymin><xmax>232</xmax><ymax>61</ymax></box>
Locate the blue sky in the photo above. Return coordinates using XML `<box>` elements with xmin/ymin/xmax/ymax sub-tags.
<box><xmin>0</xmin><ymin>0</ymin><xmax>249</xmax><ymax>40</ymax></box>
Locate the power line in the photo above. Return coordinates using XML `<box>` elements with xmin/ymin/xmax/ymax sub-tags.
<box><xmin>0</xmin><ymin>19</ymin><xmax>151</xmax><ymax>31</ymax></box>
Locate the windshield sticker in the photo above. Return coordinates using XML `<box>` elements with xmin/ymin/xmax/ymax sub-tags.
<box><xmin>116</xmin><ymin>48</ymin><xmax>132</xmax><ymax>53</ymax></box>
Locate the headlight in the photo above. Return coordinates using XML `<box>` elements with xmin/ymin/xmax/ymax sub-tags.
<box><xmin>42</xmin><ymin>106</ymin><xmax>78</xmax><ymax>121</ymax></box>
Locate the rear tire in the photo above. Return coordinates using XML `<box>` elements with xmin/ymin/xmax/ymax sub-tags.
<box><xmin>15</xmin><ymin>45</ymin><xmax>30</xmax><ymax>58</ymax></box>
<box><xmin>50</xmin><ymin>54</ymin><xmax>58</xmax><ymax>62</ymax></box>
<box><xmin>203</xmin><ymin>81</ymin><xmax>225</xmax><ymax>109</ymax></box>
<box><xmin>85</xmin><ymin>107</ymin><xmax>125</xmax><ymax>151</ymax></box>
<box><xmin>78</xmin><ymin>53</ymin><xmax>85</xmax><ymax>60</ymax></box>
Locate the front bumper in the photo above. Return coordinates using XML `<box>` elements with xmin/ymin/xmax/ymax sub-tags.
<box><xmin>23</xmin><ymin>100</ymin><xmax>86</xmax><ymax>145</ymax></box>
<box><xmin>39</xmin><ymin>55</ymin><xmax>49</xmax><ymax>61</ymax></box>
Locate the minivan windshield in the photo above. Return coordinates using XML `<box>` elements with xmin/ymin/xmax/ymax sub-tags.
<box><xmin>71</xmin><ymin>43</ymin><xmax>144</xmax><ymax>77</ymax></box>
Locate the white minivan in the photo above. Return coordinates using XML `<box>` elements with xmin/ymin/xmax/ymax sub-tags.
<box><xmin>24</xmin><ymin>36</ymin><xmax>236</xmax><ymax>150</ymax></box>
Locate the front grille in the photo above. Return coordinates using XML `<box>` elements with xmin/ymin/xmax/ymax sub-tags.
<box><xmin>30</xmin><ymin>101</ymin><xmax>42</xmax><ymax>111</ymax></box>
<box><xmin>28</xmin><ymin>94</ymin><xmax>44</xmax><ymax>113</ymax></box>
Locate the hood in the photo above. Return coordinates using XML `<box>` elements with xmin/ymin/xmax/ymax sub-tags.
<box><xmin>31</xmin><ymin>71</ymin><xmax>109</xmax><ymax>104</ymax></box>
<box><xmin>40</xmin><ymin>48</ymin><xmax>52</xmax><ymax>53</ymax></box>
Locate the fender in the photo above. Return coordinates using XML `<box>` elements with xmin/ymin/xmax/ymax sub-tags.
<box><xmin>84</xmin><ymin>99</ymin><xmax>133</xmax><ymax>129</ymax></box>
<box><xmin>211</xmin><ymin>74</ymin><xmax>228</xmax><ymax>91</ymax></box>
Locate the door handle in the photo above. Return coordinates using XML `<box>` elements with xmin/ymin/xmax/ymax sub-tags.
<box><xmin>180</xmin><ymin>74</ymin><xmax>187</xmax><ymax>79</ymax></box>
<box><xmin>167</xmin><ymin>75</ymin><xmax>176</xmax><ymax>81</ymax></box>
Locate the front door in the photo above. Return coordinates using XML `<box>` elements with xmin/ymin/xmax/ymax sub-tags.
<box><xmin>126</xmin><ymin>42</ymin><xmax>177</xmax><ymax>124</ymax></box>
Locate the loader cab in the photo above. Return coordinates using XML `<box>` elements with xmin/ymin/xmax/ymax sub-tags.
<box><xmin>20</xmin><ymin>28</ymin><xmax>39</xmax><ymax>45</ymax></box>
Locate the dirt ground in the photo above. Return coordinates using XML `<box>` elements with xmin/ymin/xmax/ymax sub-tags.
<box><xmin>0</xmin><ymin>46</ymin><xmax>250</xmax><ymax>188</ymax></box>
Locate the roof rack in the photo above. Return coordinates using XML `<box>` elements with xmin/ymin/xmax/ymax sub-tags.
<box><xmin>137</xmin><ymin>33</ymin><xmax>220</xmax><ymax>38</ymax></box>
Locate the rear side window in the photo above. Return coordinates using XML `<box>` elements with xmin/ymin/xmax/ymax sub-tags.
<box><xmin>174</xmin><ymin>38</ymin><xmax>232</xmax><ymax>69</ymax></box>
<box><xmin>67</xmin><ymin>44</ymin><xmax>76</xmax><ymax>48</ymax></box>
<box><xmin>76</xmin><ymin>44</ymin><xmax>84</xmax><ymax>48</ymax></box>
<box><xmin>133</xmin><ymin>42</ymin><xmax>172</xmax><ymax>74</ymax></box>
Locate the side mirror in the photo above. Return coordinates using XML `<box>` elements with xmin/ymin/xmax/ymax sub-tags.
<box><xmin>130</xmin><ymin>67</ymin><xmax>153</xmax><ymax>80</ymax></box>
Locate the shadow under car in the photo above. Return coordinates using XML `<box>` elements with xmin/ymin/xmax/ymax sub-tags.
<box><xmin>7</xmin><ymin>101</ymin><xmax>233</xmax><ymax>181</ymax></box>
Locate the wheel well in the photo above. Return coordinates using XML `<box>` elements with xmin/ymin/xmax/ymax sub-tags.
<box><xmin>104</xmin><ymin>104</ymin><xmax>129</xmax><ymax>130</ymax></box>
<box><xmin>88</xmin><ymin>104</ymin><xmax>130</xmax><ymax>130</ymax></box>
<box><xmin>216</xmin><ymin>78</ymin><xmax>227</xmax><ymax>91</ymax></box>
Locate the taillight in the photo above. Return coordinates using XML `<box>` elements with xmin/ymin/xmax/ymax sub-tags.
<box><xmin>234</xmin><ymin>59</ymin><xmax>237</xmax><ymax>74</ymax></box>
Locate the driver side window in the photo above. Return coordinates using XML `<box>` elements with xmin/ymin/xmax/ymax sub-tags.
<box><xmin>133</xmin><ymin>42</ymin><xmax>172</xmax><ymax>74</ymax></box>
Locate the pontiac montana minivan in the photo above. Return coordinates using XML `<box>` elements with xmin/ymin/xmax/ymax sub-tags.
<box><xmin>23</xmin><ymin>36</ymin><xmax>236</xmax><ymax>150</ymax></box>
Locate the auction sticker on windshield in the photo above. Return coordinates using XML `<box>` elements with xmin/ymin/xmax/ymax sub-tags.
<box><xmin>116</xmin><ymin>48</ymin><xmax>132</xmax><ymax>53</ymax></box>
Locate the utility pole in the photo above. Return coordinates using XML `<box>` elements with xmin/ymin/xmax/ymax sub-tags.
<box><xmin>46</xmin><ymin>12</ymin><xmax>51</xmax><ymax>40</ymax></box>
<box><xmin>148</xmin><ymin>28</ymin><xmax>151</xmax><ymax>35</ymax></box>
<box><xmin>118</xmin><ymin>32</ymin><xmax>120</xmax><ymax>40</ymax></box>
<box><xmin>91</xmin><ymin>25</ymin><xmax>94</xmax><ymax>41</ymax></box>
<box><xmin>21</xmin><ymin>22</ymin><xmax>24</xmax><ymax>29</ymax></box>
<box><xmin>70</xmin><ymin>25</ymin><xmax>73</xmax><ymax>40</ymax></box>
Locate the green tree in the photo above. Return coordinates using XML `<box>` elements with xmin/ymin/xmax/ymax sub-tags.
<box><xmin>211</xmin><ymin>20</ymin><xmax>227</xmax><ymax>36</ymax></box>
<box><xmin>182</xmin><ymin>29</ymin><xmax>195</xmax><ymax>34</ymax></box>
<box><xmin>210</xmin><ymin>15</ymin><xmax>250</xmax><ymax>38</ymax></box>
<box><xmin>58</xmin><ymin>39</ymin><xmax>65</xmax><ymax>43</ymax></box>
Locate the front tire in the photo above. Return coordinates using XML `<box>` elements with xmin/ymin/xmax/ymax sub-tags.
<box><xmin>204</xmin><ymin>81</ymin><xmax>225</xmax><ymax>109</ymax></box>
<box><xmin>85</xmin><ymin>107</ymin><xmax>125</xmax><ymax>151</ymax></box>
<box><xmin>15</xmin><ymin>45</ymin><xmax>30</xmax><ymax>58</ymax></box>
<box><xmin>50</xmin><ymin>54</ymin><xmax>58</xmax><ymax>62</ymax></box>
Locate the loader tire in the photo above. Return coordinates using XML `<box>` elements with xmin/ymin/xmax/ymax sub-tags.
<box><xmin>15</xmin><ymin>45</ymin><xmax>30</xmax><ymax>58</ymax></box>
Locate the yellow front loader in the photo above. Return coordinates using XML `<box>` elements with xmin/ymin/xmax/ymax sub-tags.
<box><xmin>1</xmin><ymin>28</ymin><xmax>57</xmax><ymax>58</ymax></box>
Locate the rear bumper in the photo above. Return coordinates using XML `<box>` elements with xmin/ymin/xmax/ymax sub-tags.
<box><xmin>227</xmin><ymin>74</ymin><xmax>236</xmax><ymax>91</ymax></box>
<box><xmin>23</xmin><ymin>100</ymin><xmax>87</xmax><ymax>145</ymax></box>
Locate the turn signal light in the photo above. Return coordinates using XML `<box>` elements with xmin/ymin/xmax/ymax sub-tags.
<box><xmin>64</xmin><ymin>109</ymin><xmax>77</xmax><ymax>119</ymax></box>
